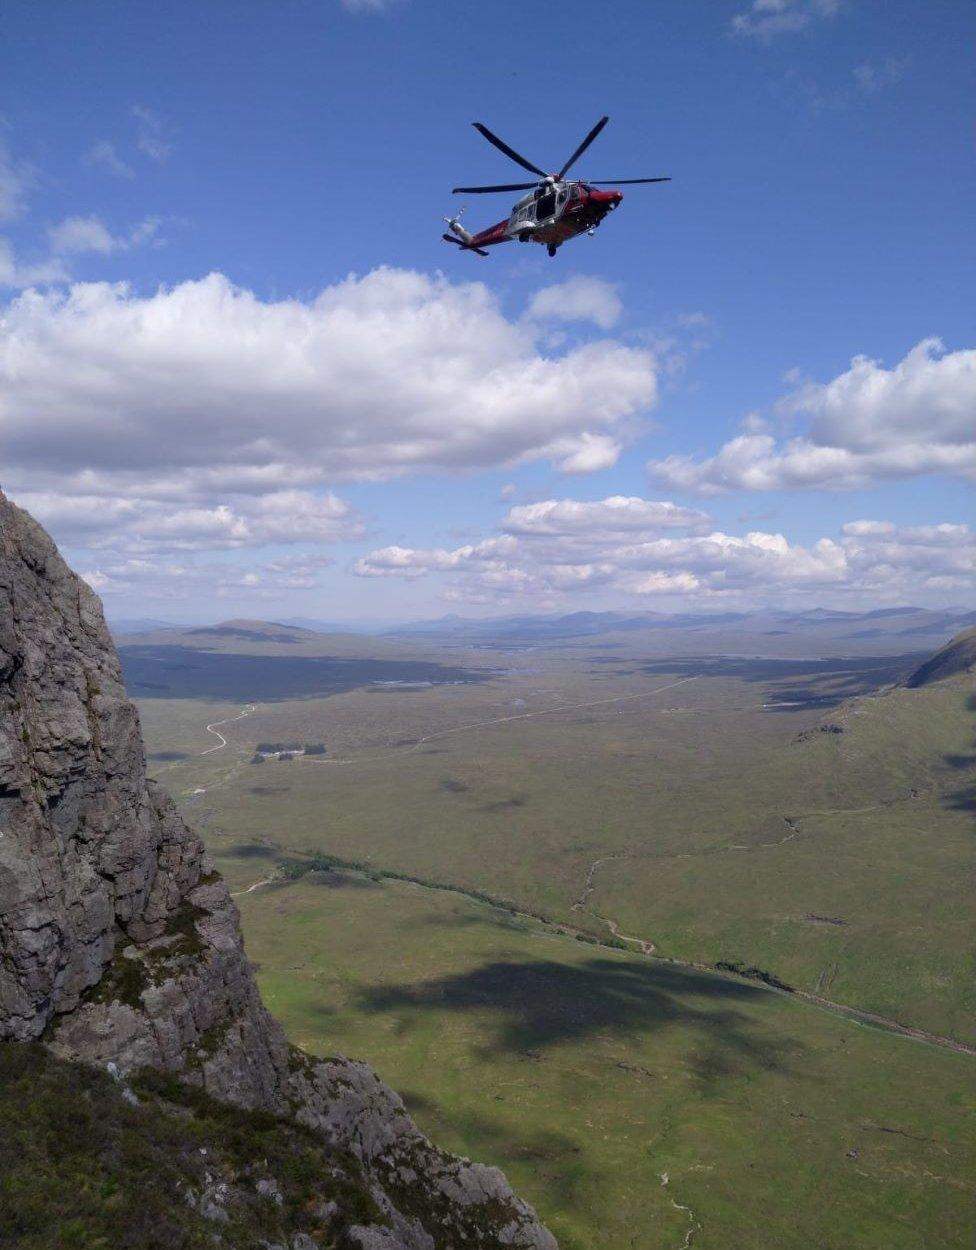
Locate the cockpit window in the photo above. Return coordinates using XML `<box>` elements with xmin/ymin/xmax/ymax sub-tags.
<box><xmin>537</xmin><ymin>191</ymin><xmax>556</xmax><ymax>218</ymax></box>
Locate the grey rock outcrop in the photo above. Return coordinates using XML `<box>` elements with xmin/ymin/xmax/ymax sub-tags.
<box><xmin>0</xmin><ymin>489</ymin><xmax>557</xmax><ymax>1250</ymax></box>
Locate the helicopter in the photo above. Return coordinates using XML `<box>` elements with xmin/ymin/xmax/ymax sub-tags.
<box><xmin>442</xmin><ymin>115</ymin><xmax>669</xmax><ymax>258</ymax></box>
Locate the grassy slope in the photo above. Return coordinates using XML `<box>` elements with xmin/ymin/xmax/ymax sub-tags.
<box><xmin>240</xmin><ymin>874</ymin><xmax>976</xmax><ymax>1250</ymax></box>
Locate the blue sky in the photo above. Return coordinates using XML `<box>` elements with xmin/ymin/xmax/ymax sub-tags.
<box><xmin>1</xmin><ymin>0</ymin><xmax>973</xmax><ymax>620</ymax></box>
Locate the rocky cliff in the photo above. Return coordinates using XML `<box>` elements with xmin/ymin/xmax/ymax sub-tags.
<box><xmin>0</xmin><ymin>490</ymin><xmax>557</xmax><ymax>1250</ymax></box>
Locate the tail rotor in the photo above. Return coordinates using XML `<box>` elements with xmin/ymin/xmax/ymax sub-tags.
<box><xmin>443</xmin><ymin>204</ymin><xmax>471</xmax><ymax>241</ymax></box>
<box><xmin>441</xmin><ymin>205</ymin><xmax>490</xmax><ymax>256</ymax></box>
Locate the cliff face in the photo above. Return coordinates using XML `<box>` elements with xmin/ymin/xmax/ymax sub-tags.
<box><xmin>0</xmin><ymin>491</ymin><xmax>557</xmax><ymax>1250</ymax></box>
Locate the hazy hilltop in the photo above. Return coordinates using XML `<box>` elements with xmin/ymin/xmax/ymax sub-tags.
<box><xmin>906</xmin><ymin>626</ymin><xmax>976</xmax><ymax>687</ymax></box>
<box><xmin>111</xmin><ymin>606</ymin><xmax>976</xmax><ymax>657</ymax></box>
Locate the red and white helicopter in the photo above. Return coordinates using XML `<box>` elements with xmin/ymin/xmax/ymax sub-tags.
<box><xmin>443</xmin><ymin>116</ymin><xmax>669</xmax><ymax>258</ymax></box>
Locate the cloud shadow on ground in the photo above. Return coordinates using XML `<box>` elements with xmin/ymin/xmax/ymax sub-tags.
<box><xmin>356</xmin><ymin>957</ymin><xmax>800</xmax><ymax>1080</ymax></box>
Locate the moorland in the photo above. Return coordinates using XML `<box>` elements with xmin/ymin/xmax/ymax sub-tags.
<box><xmin>128</xmin><ymin>610</ymin><xmax>976</xmax><ymax>1250</ymax></box>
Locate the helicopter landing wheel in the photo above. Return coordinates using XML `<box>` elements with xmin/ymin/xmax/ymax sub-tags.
<box><xmin>518</xmin><ymin>230</ymin><xmax>532</xmax><ymax>242</ymax></box>
<box><xmin>547</xmin><ymin>244</ymin><xmax>557</xmax><ymax>258</ymax></box>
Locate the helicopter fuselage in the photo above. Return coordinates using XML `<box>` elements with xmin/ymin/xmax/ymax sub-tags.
<box><xmin>450</xmin><ymin>181</ymin><xmax>623</xmax><ymax>254</ymax></box>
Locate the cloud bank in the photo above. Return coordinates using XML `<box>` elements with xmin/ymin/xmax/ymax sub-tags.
<box><xmin>647</xmin><ymin>339</ymin><xmax>976</xmax><ymax>494</ymax></box>
<box><xmin>2</xmin><ymin>269</ymin><xmax>657</xmax><ymax>495</ymax></box>
<box><xmin>354</xmin><ymin>495</ymin><xmax>976</xmax><ymax>607</ymax></box>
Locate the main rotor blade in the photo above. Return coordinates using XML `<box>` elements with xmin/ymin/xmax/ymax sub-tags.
<box><xmin>452</xmin><ymin>182</ymin><xmax>538</xmax><ymax>194</ymax></box>
<box><xmin>588</xmin><ymin>177</ymin><xmax>672</xmax><ymax>185</ymax></box>
<box><xmin>472</xmin><ymin>122</ymin><xmax>547</xmax><ymax>178</ymax></box>
<box><xmin>557</xmin><ymin>115</ymin><xmax>609</xmax><ymax>179</ymax></box>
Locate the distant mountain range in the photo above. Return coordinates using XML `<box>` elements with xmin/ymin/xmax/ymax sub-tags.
<box><xmin>108</xmin><ymin>606</ymin><xmax>976</xmax><ymax>647</ymax></box>
<box><xmin>379</xmin><ymin>605</ymin><xmax>976</xmax><ymax>644</ymax></box>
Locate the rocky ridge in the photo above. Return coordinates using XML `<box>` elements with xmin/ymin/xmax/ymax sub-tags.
<box><xmin>0</xmin><ymin>490</ymin><xmax>557</xmax><ymax>1250</ymax></box>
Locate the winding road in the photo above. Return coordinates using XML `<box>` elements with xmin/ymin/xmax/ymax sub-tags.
<box><xmin>200</xmin><ymin>704</ymin><xmax>255</xmax><ymax>755</ymax></box>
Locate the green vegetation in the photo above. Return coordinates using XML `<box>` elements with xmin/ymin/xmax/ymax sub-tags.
<box><xmin>239</xmin><ymin>875</ymin><xmax>976</xmax><ymax>1250</ymax></box>
<box><xmin>0</xmin><ymin>1043</ymin><xmax>382</xmax><ymax>1250</ymax></box>
<box><xmin>135</xmin><ymin>628</ymin><xmax>976</xmax><ymax>1248</ymax></box>
<box><xmin>85</xmin><ymin>945</ymin><xmax>150</xmax><ymax>1010</ymax></box>
<box><xmin>146</xmin><ymin>649</ymin><xmax>975</xmax><ymax>1040</ymax></box>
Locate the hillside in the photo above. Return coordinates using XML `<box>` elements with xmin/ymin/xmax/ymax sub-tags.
<box><xmin>905</xmin><ymin>626</ymin><xmax>976</xmax><ymax>687</ymax></box>
<box><xmin>0</xmin><ymin>491</ymin><xmax>556</xmax><ymax>1250</ymax></box>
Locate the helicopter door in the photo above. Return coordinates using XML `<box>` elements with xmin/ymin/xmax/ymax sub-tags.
<box><xmin>536</xmin><ymin>188</ymin><xmax>556</xmax><ymax>219</ymax></box>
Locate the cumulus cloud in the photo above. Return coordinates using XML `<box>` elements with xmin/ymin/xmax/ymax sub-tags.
<box><xmin>1</xmin><ymin>268</ymin><xmax>658</xmax><ymax>604</ymax></box>
<box><xmin>48</xmin><ymin>214</ymin><xmax>161</xmax><ymax>255</ymax></box>
<box><xmin>546</xmin><ymin>432</ymin><xmax>623</xmax><ymax>473</ymax></box>
<box><xmin>647</xmin><ymin>339</ymin><xmax>976</xmax><ymax>494</ymax></box>
<box><xmin>525</xmin><ymin>276</ymin><xmax>623</xmax><ymax>331</ymax></box>
<box><xmin>14</xmin><ymin>488</ymin><xmax>361</xmax><ymax>555</ymax></box>
<box><xmin>353</xmin><ymin>494</ymin><xmax>976</xmax><ymax>608</ymax></box>
<box><xmin>731</xmin><ymin>0</ymin><xmax>841</xmax><ymax>40</ymax></box>
<box><xmin>1</xmin><ymin>269</ymin><xmax>657</xmax><ymax>499</ymax></box>
<box><xmin>502</xmin><ymin>496</ymin><xmax>711</xmax><ymax>539</ymax></box>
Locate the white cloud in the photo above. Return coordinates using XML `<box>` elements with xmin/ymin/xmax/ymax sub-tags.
<box><xmin>354</xmin><ymin>541</ymin><xmax>503</xmax><ymax>579</ymax></box>
<box><xmin>48</xmin><ymin>216</ymin><xmax>118</xmax><ymax>255</ymax></box>
<box><xmin>731</xmin><ymin>0</ymin><xmax>841</xmax><ymax>40</ymax></box>
<box><xmin>502</xmin><ymin>496</ymin><xmax>711</xmax><ymax>539</ymax></box>
<box><xmin>1</xmin><ymin>268</ymin><xmax>658</xmax><ymax>598</ymax></box>
<box><xmin>84</xmin><ymin>141</ymin><xmax>135</xmax><ymax>180</ymax></box>
<box><xmin>1</xmin><ymin>269</ymin><xmax>657</xmax><ymax>497</ymax></box>
<box><xmin>353</xmin><ymin>497</ymin><xmax>976</xmax><ymax>608</ymax></box>
<box><xmin>547</xmin><ymin>432</ymin><xmax>623</xmax><ymax>473</ymax></box>
<box><xmin>131</xmin><ymin>105</ymin><xmax>172</xmax><ymax>162</ymax></box>
<box><xmin>526</xmin><ymin>276</ymin><xmax>623</xmax><ymax>331</ymax></box>
<box><xmin>647</xmin><ymin>339</ymin><xmax>976</xmax><ymax>494</ymax></box>
<box><xmin>0</xmin><ymin>238</ymin><xmax>68</xmax><ymax>289</ymax></box>
<box><xmin>339</xmin><ymin>0</ymin><xmax>396</xmax><ymax>11</ymax></box>
<box><xmin>48</xmin><ymin>214</ymin><xmax>161</xmax><ymax>256</ymax></box>
<box><xmin>15</xmin><ymin>488</ymin><xmax>361</xmax><ymax>555</ymax></box>
<box><xmin>79</xmin><ymin>548</ymin><xmax>336</xmax><ymax>601</ymax></box>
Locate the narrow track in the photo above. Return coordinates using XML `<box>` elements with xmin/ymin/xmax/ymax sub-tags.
<box><xmin>200</xmin><ymin>704</ymin><xmax>255</xmax><ymax>755</ymax></box>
